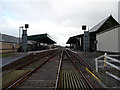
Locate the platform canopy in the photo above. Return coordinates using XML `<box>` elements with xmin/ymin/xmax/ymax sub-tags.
<box><xmin>66</xmin><ymin>37</ymin><xmax>77</xmax><ymax>44</ymax></box>
<box><xmin>28</xmin><ymin>33</ymin><xmax>56</xmax><ymax>44</ymax></box>
<box><xmin>66</xmin><ymin>34</ymin><xmax>83</xmax><ymax>44</ymax></box>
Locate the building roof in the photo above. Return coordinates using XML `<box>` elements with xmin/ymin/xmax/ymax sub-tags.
<box><xmin>66</xmin><ymin>37</ymin><xmax>76</xmax><ymax>44</ymax></box>
<box><xmin>66</xmin><ymin>15</ymin><xmax>119</xmax><ymax>45</ymax></box>
<box><xmin>89</xmin><ymin>15</ymin><xmax>119</xmax><ymax>33</ymax></box>
<box><xmin>72</xmin><ymin>34</ymin><xmax>84</xmax><ymax>38</ymax></box>
<box><xmin>28</xmin><ymin>33</ymin><xmax>56</xmax><ymax>44</ymax></box>
<box><xmin>0</xmin><ymin>33</ymin><xmax>19</xmax><ymax>43</ymax></box>
<box><xmin>66</xmin><ymin>34</ymin><xmax>83</xmax><ymax>44</ymax></box>
<box><xmin>96</xmin><ymin>24</ymin><xmax>120</xmax><ymax>35</ymax></box>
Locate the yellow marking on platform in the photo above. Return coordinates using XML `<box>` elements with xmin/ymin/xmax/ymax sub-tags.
<box><xmin>86</xmin><ymin>68</ymin><xmax>101</xmax><ymax>81</ymax></box>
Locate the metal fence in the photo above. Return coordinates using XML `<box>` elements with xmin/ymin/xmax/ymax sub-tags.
<box><xmin>95</xmin><ymin>53</ymin><xmax>120</xmax><ymax>81</ymax></box>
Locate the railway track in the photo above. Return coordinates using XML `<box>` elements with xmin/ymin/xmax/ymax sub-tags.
<box><xmin>56</xmin><ymin>50</ymin><xmax>94</xmax><ymax>90</ymax></box>
<box><xmin>15</xmin><ymin>49</ymin><xmax>62</xmax><ymax>89</ymax></box>
<box><xmin>2</xmin><ymin>48</ymin><xmax>101</xmax><ymax>89</ymax></box>
<box><xmin>2</xmin><ymin>49</ymin><xmax>60</xmax><ymax>89</ymax></box>
<box><xmin>2</xmin><ymin>49</ymin><xmax>59</xmax><ymax>76</ymax></box>
<box><xmin>66</xmin><ymin>49</ymin><xmax>104</xmax><ymax>88</ymax></box>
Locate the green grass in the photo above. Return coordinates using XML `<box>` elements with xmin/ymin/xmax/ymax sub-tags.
<box><xmin>0</xmin><ymin>53</ymin><xmax>12</xmax><ymax>58</ymax></box>
<box><xmin>1</xmin><ymin>70</ymin><xmax>30</xmax><ymax>89</ymax></box>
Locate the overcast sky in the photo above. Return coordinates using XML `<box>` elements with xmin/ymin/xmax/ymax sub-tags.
<box><xmin>0</xmin><ymin>0</ymin><xmax>119</xmax><ymax>46</ymax></box>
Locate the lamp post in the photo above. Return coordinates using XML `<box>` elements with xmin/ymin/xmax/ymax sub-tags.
<box><xmin>82</xmin><ymin>25</ymin><xmax>89</xmax><ymax>52</ymax></box>
<box><xmin>19</xmin><ymin>26</ymin><xmax>23</xmax><ymax>47</ymax></box>
<box><xmin>82</xmin><ymin>25</ymin><xmax>86</xmax><ymax>52</ymax></box>
<box><xmin>22</xmin><ymin>24</ymin><xmax>29</xmax><ymax>52</ymax></box>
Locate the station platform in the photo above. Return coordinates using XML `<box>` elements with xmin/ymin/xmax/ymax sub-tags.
<box><xmin>28</xmin><ymin>48</ymin><xmax>58</xmax><ymax>54</ymax></box>
<box><xmin>1</xmin><ymin>48</ymin><xmax>58</xmax><ymax>67</ymax></box>
<box><xmin>71</xmin><ymin>49</ymin><xmax>120</xmax><ymax>88</ymax></box>
<box><xmin>1</xmin><ymin>52</ymin><xmax>29</xmax><ymax>67</ymax></box>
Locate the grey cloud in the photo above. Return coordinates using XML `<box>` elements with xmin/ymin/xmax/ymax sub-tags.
<box><xmin>0</xmin><ymin>0</ymin><xmax>119</xmax><ymax>46</ymax></box>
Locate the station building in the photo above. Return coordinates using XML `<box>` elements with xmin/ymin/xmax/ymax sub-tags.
<box><xmin>66</xmin><ymin>34</ymin><xmax>84</xmax><ymax>50</ymax></box>
<box><xmin>118</xmin><ymin>1</ymin><xmax>120</xmax><ymax>23</ymax></box>
<box><xmin>96</xmin><ymin>25</ymin><xmax>120</xmax><ymax>53</ymax></box>
<box><xmin>66</xmin><ymin>15</ymin><xmax>120</xmax><ymax>53</ymax></box>
<box><xmin>28</xmin><ymin>33</ymin><xmax>56</xmax><ymax>51</ymax></box>
<box><xmin>0</xmin><ymin>33</ymin><xmax>56</xmax><ymax>53</ymax></box>
<box><xmin>0</xmin><ymin>33</ymin><xmax>19</xmax><ymax>53</ymax></box>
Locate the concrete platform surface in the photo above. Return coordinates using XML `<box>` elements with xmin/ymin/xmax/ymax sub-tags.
<box><xmin>1</xmin><ymin>52</ymin><xmax>28</xmax><ymax>67</ymax></box>
<box><xmin>1</xmin><ymin>48</ymin><xmax>58</xmax><ymax>67</ymax></box>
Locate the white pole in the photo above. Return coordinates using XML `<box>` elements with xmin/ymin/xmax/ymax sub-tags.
<box><xmin>95</xmin><ymin>58</ymin><xmax>98</xmax><ymax>72</ymax></box>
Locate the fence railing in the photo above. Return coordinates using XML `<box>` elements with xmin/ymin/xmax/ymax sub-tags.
<box><xmin>95</xmin><ymin>53</ymin><xmax>120</xmax><ymax>81</ymax></box>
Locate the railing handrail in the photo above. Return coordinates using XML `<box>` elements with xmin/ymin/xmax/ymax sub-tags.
<box><xmin>104</xmin><ymin>60</ymin><xmax>120</xmax><ymax>70</ymax></box>
<box><xmin>108</xmin><ymin>55</ymin><xmax>120</xmax><ymax>57</ymax></box>
<box><xmin>95</xmin><ymin>53</ymin><xmax>120</xmax><ymax>71</ymax></box>
<box><xmin>95</xmin><ymin>55</ymin><xmax>104</xmax><ymax>60</ymax></box>
<box><xmin>95</xmin><ymin>53</ymin><xmax>120</xmax><ymax>63</ymax></box>
<box><xmin>95</xmin><ymin>53</ymin><xmax>120</xmax><ymax>81</ymax></box>
<box><xmin>105</xmin><ymin>55</ymin><xmax>120</xmax><ymax>64</ymax></box>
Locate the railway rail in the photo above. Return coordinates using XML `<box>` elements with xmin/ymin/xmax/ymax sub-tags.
<box><xmin>2</xmin><ymin>48</ymin><xmax>103</xmax><ymax>89</ymax></box>
<box><xmin>15</xmin><ymin>49</ymin><xmax>62</xmax><ymax>89</ymax></box>
<box><xmin>2</xmin><ymin>49</ymin><xmax>60</xmax><ymax>89</ymax></box>
<box><xmin>66</xmin><ymin>49</ymin><xmax>105</xmax><ymax>88</ymax></box>
<box><xmin>56</xmin><ymin>49</ymin><xmax>94</xmax><ymax>90</ymax></box>
<box><xmin>2</xmin><ymin>49</ymin><xmax>59</xmax><ymax>76</ymax></box>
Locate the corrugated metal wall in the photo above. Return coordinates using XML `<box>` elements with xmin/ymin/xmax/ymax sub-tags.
<box><xmin>96</xmin><ymin>27</ymin><xmax>120</xmax><ymax>53</ymax></box>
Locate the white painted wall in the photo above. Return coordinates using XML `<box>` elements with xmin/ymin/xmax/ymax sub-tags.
<box><xmin>118</xmin><ymin>27</ymin><xmax>120</xmax><ymax>52</ymax></box>
<box><xmin>96</xmin><ymin>27</ymin><xmax>120</xmax><ymax>53</ymax></box>
<box><xmin>118</xmin><ymin>1</ymin><xmax>120</xmax><ymax>52</ymax></box>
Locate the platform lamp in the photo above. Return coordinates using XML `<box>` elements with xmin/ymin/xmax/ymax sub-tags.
<box><xmin>82</xmin><ymin>25</ymin><xmax>90</xmax><ymax>52</ymax></box>
<box><xmin>82</xmin><ymin>25</ymin><xmax>86</xmax><ymax>52</ymax></box>
<box><xmin>82</xmin><ymin>25</ymin><xmax>86</xmax><ymax>31</ymax></box>
<box><xmin>25</xmin><ymin>24</ymin><xmax>29</xmax><ymax>30</ymax></box>
<box><xmin>19</xmin><ymin>26</ymin><xmax>23</xmax><ymax>47</ymax></box>
<box><xmin>22</xmin><ymin>24</ymin><xmax>29</xmax><ymax>52</ymax></box>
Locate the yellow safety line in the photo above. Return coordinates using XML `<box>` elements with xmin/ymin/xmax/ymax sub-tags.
<box><xmin>86</xmin><ymin>68</ymin><xmax>101</xmax><ymax>82</ymax></box>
